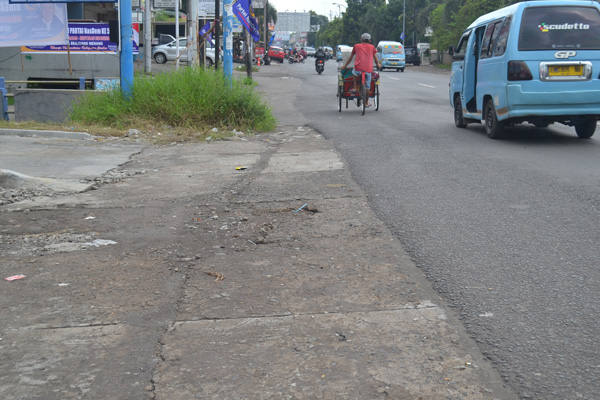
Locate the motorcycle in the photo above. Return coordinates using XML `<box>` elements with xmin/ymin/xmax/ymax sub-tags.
<box><xmin>315</xmin><ymin>58</ymin><xmax>325</xmax><ymax>74</ymax></box>
<box><xmin>288</xmin><ymin>54</ymin><xmax>305</xmax><ymax>64</ymax></box>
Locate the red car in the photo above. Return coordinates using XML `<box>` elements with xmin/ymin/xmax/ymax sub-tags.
<box><xmin>267</xmin><ymin>46</ymin><xmax>285</xmax><ymax>63</ymax></box>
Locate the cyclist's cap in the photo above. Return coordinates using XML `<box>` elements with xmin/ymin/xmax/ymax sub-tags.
<box><xmin>361</xmin><ymin>33</ymin><xmax>371</xmax><ymax>41</ymax></box>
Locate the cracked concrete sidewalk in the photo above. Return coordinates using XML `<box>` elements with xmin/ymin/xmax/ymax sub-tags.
<box><xmin>0</xmin><ymin>124</ymin><xmax>517</xmax><ymax>399</ymax></box>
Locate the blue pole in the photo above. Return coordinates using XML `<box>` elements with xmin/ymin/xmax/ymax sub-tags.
<box><xmin>223</xmin><ymin>0</ymin><xmax>233</xmax><ymax>83</ymax></box>
<box><xmin>0</xmin><ymin>77</ymin><xmax>8</xmax><ymax>121</ymax></box>
<box><xmin>120</xmin><ymin>0</ymin><xmax>134</xmax><ymax>99</ymax></box>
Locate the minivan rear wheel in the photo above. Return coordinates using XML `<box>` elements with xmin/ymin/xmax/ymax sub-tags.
<box><xmin>575</xmin><ymin>119</ymin><xmax>596</xmax><ymax>139</ymax></box>
<box><xmin>454</xmin><ymin>96</ymin><xmax>467</xmax><ymax>128</ymax></box>
<box><xmin>484</xmin><ymin>100</ymin><xmax>504</xmax><ymax>139</ymax></box>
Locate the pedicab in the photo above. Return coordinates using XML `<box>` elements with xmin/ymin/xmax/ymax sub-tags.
<box><xmin>337</xmin><ymin>67</ymin><xmax>380</xmax><ymax>115</ymax></box>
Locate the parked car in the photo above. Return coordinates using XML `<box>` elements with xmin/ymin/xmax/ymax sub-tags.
<box><xmin>404</xmin><ymin>46</ymin><xmax>421</xmax><ymax>66</ymax></box>
<box><xmin>152</xmin><ymin>36</ymin><xmax>219</xmax><ymax>67</ymax></box>
<box><xmin>305</xmin><ymin>47</ymin><xmax>316</xmax><ymax>57</ymax></box>
<box><xmin>267</xmin><ymin>46</ymin><xmax>285</xmax><ymax>63</ymax></box>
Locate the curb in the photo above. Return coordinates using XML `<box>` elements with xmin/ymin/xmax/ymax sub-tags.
<box><xmin>0</xmin><ymin>128</ymin><xmax>93</xmax><ymax>140</ymax></box>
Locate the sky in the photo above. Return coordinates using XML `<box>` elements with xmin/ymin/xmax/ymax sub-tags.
<box><xmin>268</xmin><ymin>0</ymin><xmax>346</xmax><ymax>21</ymax></box>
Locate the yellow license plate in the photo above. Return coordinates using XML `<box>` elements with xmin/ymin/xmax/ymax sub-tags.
<box><xmin>390</xmin><ymin>62</ymin><xmax>397</xmax><ymax>65</ymax></box>
<box><xmin>548</xmin><ymin>65</ymin><xmax>583</xmax><ymax>77</ymax></box>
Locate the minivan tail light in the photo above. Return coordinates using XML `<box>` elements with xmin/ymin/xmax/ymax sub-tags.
<box><xmin>508</xmin><ymin>61</ymin><xmax>533</xmax><ymax>81</ymax></box>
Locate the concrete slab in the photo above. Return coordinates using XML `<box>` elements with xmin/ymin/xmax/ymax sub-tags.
<box><xmin>0</xmin><ymin>133</ymin><xmax>145</xmax><ymax>190</ymax></box>
<box><xmin>154</xmin><ymin>310</ymin><xmax>509</xmax><ymax>399</ymax></box>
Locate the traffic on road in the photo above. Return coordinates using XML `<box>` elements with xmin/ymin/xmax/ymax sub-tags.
<box><xmin>261</xmin><ymin>58</ymin><xmax>600</xmax><ymax>400</ymax></box>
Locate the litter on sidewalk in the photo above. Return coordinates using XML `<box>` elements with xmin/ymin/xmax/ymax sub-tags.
<box><xmin>204</xmin><ymin>271</ymin><xmax>225</xmax><ymax>282</ymax></box>
<box><xmin>292</xmin><ymin>203</ymin><xmax>308</xmax><ymax>213</ymax></box>
<box><xmin>4</xmin><ymin>275</ymin><xmax>26</xmax><ymax>281</ymax></box>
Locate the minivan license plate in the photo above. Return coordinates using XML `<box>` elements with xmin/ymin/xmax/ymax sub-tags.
<box><xmin>549</xmin><ymin>65</ymin><xmax>583</xmax><ymax>77</ymax></box>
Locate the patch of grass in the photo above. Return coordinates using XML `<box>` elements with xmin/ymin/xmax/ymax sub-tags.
<box><xmin>69</xmin><ymin>67</ymin><xmax>276</xmax><ymax>142</ymax></box>
<box><xmin>434</xmin><ymin>63</ymin><xmax>452</xmax><ymax>70</ymax></box>
<box><xmin>235</xmin><ymin>65</ymin><xmax>260</xmax><ymax>73</ymax></box>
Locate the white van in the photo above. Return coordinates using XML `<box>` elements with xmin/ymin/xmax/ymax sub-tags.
<box><xmin>449</xmin><ymin>0</ymin><xmax>600</xmax><ymax>139</ymax></box>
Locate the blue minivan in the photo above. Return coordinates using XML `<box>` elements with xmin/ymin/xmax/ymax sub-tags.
<box><xmin>449</xmin><ymin>0</ymin><xmax>600</xmax><ymax>139</ymax></box>
<box><xmin>376</xmin><ymin>41</ymin><xmax>405</xmax><ymax>72</ymax></box>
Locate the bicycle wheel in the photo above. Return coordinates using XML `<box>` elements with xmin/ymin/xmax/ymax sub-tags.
<box><xmin>360</xmin><ymin>84</ymin><xmax>367</xmax><ymax>115</ymax></box>
<box><xmin>337</xmin><ymin>88</ymin><xmax>342</xmax><ymax>112</ymax></box>
<box><xmin>374</xmin><ymin>86</ymin><xmax>380</xmax><ymax>111</ymax></box>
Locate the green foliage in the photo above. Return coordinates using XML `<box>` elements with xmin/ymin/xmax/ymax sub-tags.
<box><xmin>431</xmin><ymin>0</ymin><xmax>519</xmax><ymax>51</ymax></box>
<box><xmin>253</xmin><ymin>3</ymin><xmax>278</xmax><ymax>46</ymax></box>
<box><xmin>317</xmin><ymin>18</ymin><xmax>344</xmax><ymax>47</ymax></box>
<box><xmin>308</xmin><ymin>11</ymin><xmax>330</xmax><ymax>46</ymax></box>
<box><xmin>69</xmin><ymin>68</ymin><xmax>276</xmax><ymax>136</ymax></box>
<box><xmin>312</xmin><ymin>0</ymin><xmax>445</xmax><ymax>46</ymax></box>
<box><xmin>154</xmin><ymin>11</ymin><xmax>170</xmax><ymax>22</ymax></box>
<box><xmin>312</xmin><ymin>0</ymin><xmax>532</xmax><ymax>55</ymax></box>
<box><xmin>430</xmin><ymin>3</ymin><xmax>453</xmax><ymax>50</ymax></box>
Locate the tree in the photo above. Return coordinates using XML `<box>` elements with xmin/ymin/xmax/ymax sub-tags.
<box><xmin>316</xmin><ymin>17</ymin><xmax>343</xmax><ymax>47</ymax></box>
<box><xmin>253</xmin><ymin>2</ymin><xmax>278</xmax><ymax>45</ymax></box>
<box><xmin>431</xmin><ymin>0</ymin><xmax>504</xmax><ymax>51</ymax></box>
<box><xmin>308</xmin><ymin>11</ymin><xmax>329</xmax><ymax>46</ymax></box>
<box><xmin>342</xmin><ymin>0</ymin><xmax>367</xmax><ymax>44</ymax></box>
<box><xmin>317</xmin><ymin>0</ymin><xmax>531</xmax><ymax>57</ymax></box>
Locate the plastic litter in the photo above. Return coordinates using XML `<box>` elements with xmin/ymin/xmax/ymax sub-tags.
<box><xmin>204</xmin><ymin>271</ymin><xmax>225</xmax><ymax>282</ymax></box>
<box><xmin>235</xmin><ymin>166</ymin><xmax>248</xmax><ymax>170</ymax></box>
<box><xmin>292</xmin><ymin>203</ymin><xmax>308</xmax><ymax>213</ymax></box>
<box><xmin>84</xmin><ymin>239</ymin><xmax>118</xmax><ymax>247</ymax></box>
<box><xmin>4</xmin><ymin>275</ymin><xmax>26</xmax><ymax>281</ymax></box>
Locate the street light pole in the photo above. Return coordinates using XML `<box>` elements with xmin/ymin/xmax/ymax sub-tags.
<box><xmin>403</xmin><ymin>0</ymin><xmax>406</xmax><ymax>45</ymax></box>
<box><xmin>264</xmin><ymin>0</ymin><xmax>269</xmax><ymax>64</ymax></box>
<box><xmin>333</xmin><ymin>2</ymin><xmax>345</xmax><ymax>19</ymax></box>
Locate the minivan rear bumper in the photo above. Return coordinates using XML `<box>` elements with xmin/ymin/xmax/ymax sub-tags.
<box><xmin>506</xmin><ymin>84</ymin><xmax>600</xmax><ymax>118</ymax></box>
<box><xmin>381</xmin><ymin>59</ymin><xmax>405</xmax><ymax>68</ymax></box>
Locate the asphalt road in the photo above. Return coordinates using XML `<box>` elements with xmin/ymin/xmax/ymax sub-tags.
<box><xmin>264</xmin><ymin>60</ymin><xmax>600</xmax><ymax>399</ymax></box>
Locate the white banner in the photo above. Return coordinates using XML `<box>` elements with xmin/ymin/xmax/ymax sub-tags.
<box><xmin>0</xmin><ymin>0</ymin><xmax>68</xmax><ymax>47</ymax></box>
<box><xmin>154</xmin><ymin>0</ymin><xmax>177</xmax><ymax>9</ymax></box>
<box><xmin>198</xmin><ymin>0</ymin><xmax>215</xmax><ymax>17</ymax></box>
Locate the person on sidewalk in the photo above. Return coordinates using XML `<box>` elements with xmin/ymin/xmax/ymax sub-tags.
<box><xmin>341</xmin><ymin>32</ymin><xmax>381</xmax><ymax>107</ymax></box>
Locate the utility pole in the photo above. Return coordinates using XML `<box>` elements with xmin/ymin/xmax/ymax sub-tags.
<box><xmin>189</xmin><ymin>0</ymin><xmax>198</xmax><ymax>66</ymax></box>
<box><xmin>144</xmin><ymin>0</ymin><xmax>152</xmax><ymax>73</ymax></box>
<box><xmin>245</xmin><ymin>28</ymin><xmax>252</xmax><ymax>79</ymax></box>
<box><xmin>264</xmin><ymin>0</ymin><xmax>269</xmax><ymax>64</ymax></box>
<box><xmin>175</xmin><ymin>0</ymin><xmax>180</xmax><ymax>70</ymax></box>
<box><xmin>120</xmin><ymin>0</ymin><xmax>134</xmax><ymax>98</ymax></box>
<box><xmin>403</xmin><ymin>0</ymin><xmax>406</xmax><ymax>45</ymax></box>
<box><xmin>223</xmin><ymin>0</ymin><xmax>233</xmax><ymax>81</ymax></box>
<box><xmin>215</xmin><ymin>0</ymin><xmax>220</xmax><ymax>69</ymax></box>
<box><xmin>413</xmin><ymin>7</ymin><xmax>416</xmax><ymax>46</ymax></box>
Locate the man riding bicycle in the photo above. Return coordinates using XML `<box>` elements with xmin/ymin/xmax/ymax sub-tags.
<box><xmin>341</xmin><ymin>33</ymin><xmax>381</xmax><ymax>107</ymax></box>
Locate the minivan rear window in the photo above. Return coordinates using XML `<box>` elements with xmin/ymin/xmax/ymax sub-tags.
<box><xmin>382</xmin><ymin>45</ymin><xmax>403</xmax><ymax>55</ymax></box>
<box><xmin>519</xmin><ymin>6</ymin><xmax>600</xmax><ymax>51</ymax></box>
